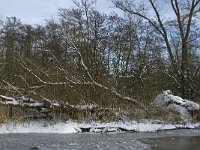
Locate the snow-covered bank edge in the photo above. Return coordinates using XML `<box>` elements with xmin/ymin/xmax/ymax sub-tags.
<box><xmin>1</xmin><ymin>120</ymin><xmax>200</xmax><ymax>134</ymax></box>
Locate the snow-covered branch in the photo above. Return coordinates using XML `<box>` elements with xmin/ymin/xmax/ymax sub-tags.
<box><xmin>70</xmin><ymin>41</ymin><xmax>145</xmax><ymax>108</ymax></box>
<box><xmin>20</xmin><ymin>62</ymin><xmax>72</xmax><ymax>86</ymax></box>
<box><xmin>2</xmin><ymin>80</ymin><xmax>24</xmax><ymax>96</ymax></box>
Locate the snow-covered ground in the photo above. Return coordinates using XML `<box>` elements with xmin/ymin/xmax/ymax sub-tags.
<box><xmin>0</xmin><ymin>121</ymin><xmax>77</xmax><ymax>134</ymax></box>
<box><xmin>1</xmin><ymin>120</ymin><xmax>200</xmax><ymax>134</ymax></box>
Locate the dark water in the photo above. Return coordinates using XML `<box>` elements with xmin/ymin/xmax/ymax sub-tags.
<box><xmin>144</xmin><ymin>136</ymin><xmax>200</xmax><ymax>150</ymax></box>
<box><xmin>0</xmin><ymin>130</ymin><xmax>200</xmax><ymax>150</ymax></box>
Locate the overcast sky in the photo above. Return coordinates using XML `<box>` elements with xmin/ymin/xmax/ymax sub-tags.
<box><xmin>0</xmin><ymin>0</ymin><xmax>115</xmax><ymax>25</ymax></box>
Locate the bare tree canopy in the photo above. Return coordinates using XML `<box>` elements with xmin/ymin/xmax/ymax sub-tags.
<box><xmin>113</xmin><ymin>0</ymin><xmax>200</xmax><ymax>98</ymax></box>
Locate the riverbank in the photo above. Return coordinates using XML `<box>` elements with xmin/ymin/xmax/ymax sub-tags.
<box><xmin>1</xmin><ymin>120</ymin><xmax>200</xmax><ymax>134</ymax></box>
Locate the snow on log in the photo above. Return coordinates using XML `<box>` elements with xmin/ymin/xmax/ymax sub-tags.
<box><xmin>0</xmin><ymin>95</ymin><xmax>44</xmax><ymax>107</ymax></box>
<box><xmin>0</xmin><ymin>95</ymin><xmax>19</xmax><ymax>105</ymax></box>
<box><xmin>153</xmin><ymin>90</ymin><xmax>199</xmax><ymax>122</ymax></box>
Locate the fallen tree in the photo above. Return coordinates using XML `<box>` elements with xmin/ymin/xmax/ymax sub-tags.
<box><xmin>18</xmin><ymin>40</ymin><xmax>145</xmax><ymax>109</ymax></box>
<box><xmin>0</xmin><ymin>95</ymin><xmax>121</xmax><ymax>121</ymax></box>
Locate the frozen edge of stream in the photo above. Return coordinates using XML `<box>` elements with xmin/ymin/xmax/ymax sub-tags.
<box><xmin>1</xmin><ymin>120</ymin><xmax>200</xmax><ymax>134</ymax></box>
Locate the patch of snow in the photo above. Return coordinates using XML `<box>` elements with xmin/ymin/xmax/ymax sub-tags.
<box><xmin>17</xmin><ymin>96</ymin><xmax>44</xmax><ymax>107</ymax></box>
<box><xmin>25</xmin><ymin>102</ymin><xmax>43</xmax><ymax>107</ymax></box>
<box><xmin>40</xmin><ymin>108</ymin><xmax>51</xmax><ymax>113</ymax></box>
<box><xmin>118</xmin><ymin>122</ymin><xmax>174</xmax><ymax>132</ymax></box>
<box><xmin>185</xmin><ymin>100</ymin><xmax>200</xmax><ymax>110</ymax></box>
<box><xmin>153</xmin><ymin>90</ymin><xmax>199</xmax><ymax>110</ymax></box>
<box><xmin>0</xmin><ymin>95</ymin><xmax>19</xmax><ymax>105</ymax></box>
<box><xmin>0</xmin><ymin>121</ymin><xmax>78</xmax><ymax>134</ymax></box>
<box><xmin>69</xmin><ymin>103</ymin><xmax>98</xmax><ymax>110</ymax></box>
<box><xmin>153</xmin><ymin>90</ymin><xmax>172</xmax><ymax>106</ymax></box>
<box><xmin>51</xmin><ymin>102</ymin><xmax>60</xmax><ymax>107</ymax></box>
<box><xmin>71</xmin><ymin>120</ymin><xmax>200</xmax><ymax>133</ymax></box>
<box><xmin>168</xmin><ymin>104</ymin><xmax>190</xmax><ymax>121</ymax></box>
<box><xmin>1</xmin><ymin>120</ymin><xmax>200</xmax><ymax>134</ymax></box>
<box><xmin>43</xmin><ymin>98</ymin><xmax>61</xmax><ymax>108</ymax></box>
<box><xmin>153</xmin><ymin>90</ymin><xmax>200</xmax><ymax>122</ymax></box>
<box><xmin>0</xmin><ymin>95</ymin><xmax>43</xmax><ymax>107</ymax></box>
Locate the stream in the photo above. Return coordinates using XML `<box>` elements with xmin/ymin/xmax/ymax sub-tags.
<box><xmin>0</xmin><ymin>129</ymin><xmax>200</xmax><ymax>150</ymax></box>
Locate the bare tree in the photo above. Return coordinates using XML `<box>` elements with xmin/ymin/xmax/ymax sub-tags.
<box><xmin>113</xmin><ymin>0</ymin><xmax>200</xmax><ymax>98</ymax></box>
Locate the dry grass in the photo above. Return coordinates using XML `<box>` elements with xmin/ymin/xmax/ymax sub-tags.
<box><xmin>1</xmin><ymin>100</ymin><xmax>199</xmax><ymax>123</ymax></box>
<box><xmin>0</xmin><ymin>113</ymin><xmax>6</xmax><ymax>123</ymax></box>
<box><xmin>0</xmin><ymin>105</ymin><xmax>26</xmax><ymax>123</ymax></box>
<box><xmin>0</xmin><ymin>105</ymin><xmax>8</xmax><ymax>123</ymax></box>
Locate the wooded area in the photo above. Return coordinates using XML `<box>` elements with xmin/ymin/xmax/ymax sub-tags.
<box><xmin>0</xmin><ymin>0</ymin><xmax>199</xmax><ymax>114</ymax></box>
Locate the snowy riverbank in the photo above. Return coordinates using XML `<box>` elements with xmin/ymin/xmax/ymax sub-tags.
<box><xmin>1</xmin><ymin>120</ymin><xmax>200</xmax><ymax>134</ymax></box>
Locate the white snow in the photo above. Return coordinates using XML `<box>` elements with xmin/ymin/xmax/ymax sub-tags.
<box><xmin>153</xmin><ymin>90</ymin><xmax>200</xmax><ymax>122</ymax></box>
<box><xmin>0</xmin><ymin>121</ymin><xmax>78</xmax><ymax>134</ymax></box>
<box><xmin>153</xmin><ymin>90</ymin><xmax>199</xmax><ymax>110</ymax></box>
<box><xmin>153</xmin><ymin>90</ymin><xmax>173</xmax><ymax>106</ymax></box>
<box><xmin>0</xmin><ymin>95</ymin><xmax>19</xmax><ymax>105</ymax></box>
<box><xmin>69</xmin><ymin>103</ymin><xmax>98</xmax><ymax>110</ymax></box>
<box><xmin>0</xmin><ymin>95</ymin><xmax>43</xmax><ymax>107</ymax></box>
<box><xmin>0</xmin><ymin>120</ymin><xmax>200</xmax><ymax>134</ymax></box>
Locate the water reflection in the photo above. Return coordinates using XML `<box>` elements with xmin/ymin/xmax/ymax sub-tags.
<box><xmin>146</xmin><ymin>136</ymin><xmax>200</xmax><ymax>150</ymax></box>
